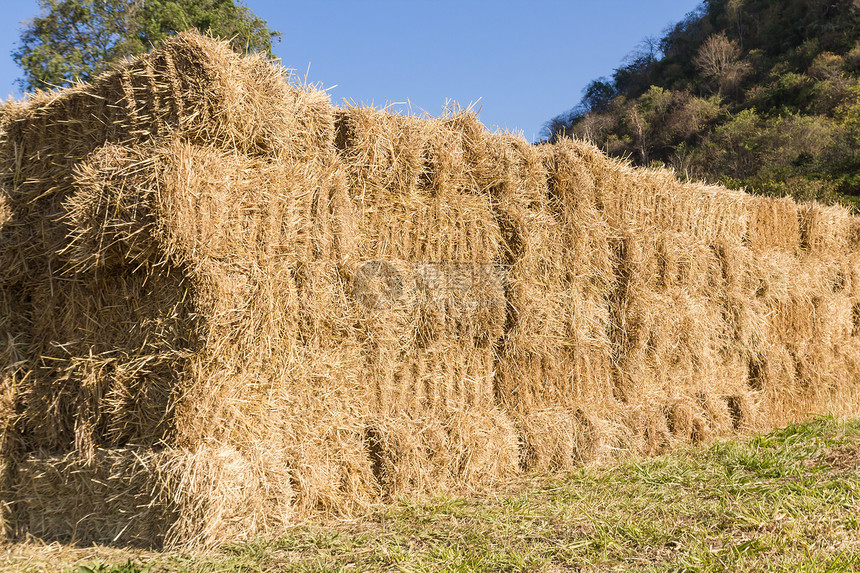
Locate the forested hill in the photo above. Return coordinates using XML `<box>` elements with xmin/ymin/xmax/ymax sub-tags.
<box><xmin>545</xmin><ymin>0</ymin><xmax>860</xmax><ymax>205</ymax></box>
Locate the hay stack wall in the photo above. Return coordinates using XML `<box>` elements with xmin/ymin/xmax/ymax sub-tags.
<box><xmin>1</xmin><ymin>33</ymin><xmax>859</xmax><ymax>547</ymax></box>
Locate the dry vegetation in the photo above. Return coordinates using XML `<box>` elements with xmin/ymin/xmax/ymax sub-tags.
<box><xmin>0</xmin><ymin>32</ymin><xmax>859</xmax><ymax>549</ymax></box>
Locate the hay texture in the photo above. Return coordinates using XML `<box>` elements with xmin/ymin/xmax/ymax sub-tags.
<box><xmin>1</xmin><ymin>32</ymin><xmax>859</xmax><ymax>547</ymax></box>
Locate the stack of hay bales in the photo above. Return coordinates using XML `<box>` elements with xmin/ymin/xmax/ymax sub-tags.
<box><xmin>1</xmin><ymin>32</ymin><xmax>859</xmax><ymax>547</ymax></box>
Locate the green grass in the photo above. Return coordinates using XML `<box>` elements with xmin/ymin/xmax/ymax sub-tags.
<box><xmin>7</xmin><ymin>416</ymin><xmax>860</xmax><ymax>572</ymax></box>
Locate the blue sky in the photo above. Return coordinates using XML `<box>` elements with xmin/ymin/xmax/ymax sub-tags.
<box><xmin>0</xmin><ymin>0</ymin><xmax>703</xmax><ymax>140</ymax></box>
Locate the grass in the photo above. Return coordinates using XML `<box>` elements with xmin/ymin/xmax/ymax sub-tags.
<box><xmin>4</xmin><ymin>416</ymin><xmax>859</xmax><ymax>572</ymax></box>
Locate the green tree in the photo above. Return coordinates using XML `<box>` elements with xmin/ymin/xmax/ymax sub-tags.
<box><xmin>13</xmin><ymin>0</ymin><xmax>280</xmax><ymax>92</ymax></box>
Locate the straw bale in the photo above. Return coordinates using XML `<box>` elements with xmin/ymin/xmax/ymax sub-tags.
<box><xmin>722</xmin><ymin>390</ymin><xmax>762</xmax><ymax>433</ymax></box>
<box><xmin>0</xmin><ymin>32</ymin><xmax>324</xmax><ymax>169</ymax></box>
<box><xmin>514</xmin><ymin>408</ymin><xmax>636</xmax><ymax>470</ymax></box>
<box><xmin>496</xmin><ymin>342</ymin><xmax>615</xmax><ymax>413</ymax></box>
<box><xmin>848</xmin><ymin>218</ymin><xmax>860</xmax><ymax>252</ymax></box>
<box><xmin>492</xmin><ymin>141</ymin><xmax>616</xmax><ymax>415</ymax></box>
<box><xmin>3</xmin><ymin>31</ymin><xmax>860</xmax><ymax>548</ymax></box>
<box><xmin>0</xmin><ymin>188</ymin><xmax>9</xmax><ymax>229</ymax></box>
<box><xmin>797</xmin><ymin>254</ymin><xmax>853</xmax><ymax>299</ymax></box>
<box><xmin>445</xmin><ymin>406</ymin><xmax>520</xmax><ymax>483</ymax></box>
<box><xmin>789</xmin><ymin>345</ymin><xmax>844</xmax><ymax>412</ymax></box>
<box><xmin>752</xmin><ymin>344</ymin><xmax>821</xmax><ymax>425</ymax></box>
<box><xmin>279</xmin><ymin>410</ymin><xmax>377</xmax><ymax>516</ymax></box>
<box><xmin>0</xmin><ymin>367</ymin><xmax>14</xmax><ymax>541</ymax></box>
<box><xmin>747</xmin><ymin>195</ymin><xmax>801</xmax><ymax>252</ymax></box>
<box><xmin>15</xmin><ymin>262</ymin><xmax>195</xmax><ymax>452</ymax></box>
<box><xmin>709</xmin><ymin>240</ymin><xmax>761</xmax><ymax>297</ymax></box>
<box><xmin>545</xmin><ymin>169</ymin><xmax>615</xmax><ymax>291</ymax></box>
<box><xmin>610</xmin><ymin>231</ymin><xmax>726</xmax><ymax>294</ymax></box>
<box><xmin>377</xmin><ymin>343</ymin><xmax>500</xmax><ymax>414</ymax></box>
<box><xmin>545</xmin><ymin>139</ymin><xmax>598</xmax><ymax>209</ymax></box>
<box><xmin>657</xmin><ymin>181</ymin><xmax>749</xmax><ymax>244</ymax></box>
<box><xmin>621</xmin><ymin>394</ymin><xmax>724</xmax><ymax>456</ymax></box>
<box><xmin>156</xmin><ymin>140</ymin><xmax>321</xmax><ymax>266</ymax></box>
<box><xmin>514</xmin><ymin>408</ymin><xmax>596</xmax><ymax>471</ymax></box>
<box><xmin>828</xmin><ymin>341</ymin><xmax>860</xmax><ymax>416</ymax></box>
<box><xmin>653</xmin><ymin>233</ymin><xmax>723</xmax><ymax>291</ymax></box>
<box><xmin>14</xmin><ymin>448</ymin><xmax>176</xmax><ymax>547</ymax></box>
<box><xmin>720</xmin><ymin>292</ymin><xmax>769</xmax><ymax>355</ymax></box>
<box><xmin>615</xmin><ymin>288</ymin><xmax>731</xmax><ymax>407</ymax></box>
<box><xmin>563</xmin><ymin>143</ymin><xmax>748</xmax><ymax>244</ymax></box>
<box><xmin>754</xmin><ymin>250</ymin><xmax>809</xmax><ymax>300</ymax></box>
<box><xmin>173</xmin><ymin>339</ymin><xmax>377</xmax><ymax>517</ymax></box>
<box><xmin>335</xmin><ymin>107</ymin><xmax>432</xmax><ymax>195</ymax></box>
<box><xmin>168</xmin><ymin>445</ymin><xmax>295</xmax><ymax>547</ymax></box>
<box><xmin>599</xmin><ymin>230</ymin><xmax>773</xmax><ymax>447</ymax></box>
<box><xmin>816</xmin><ymin>292</ymin><xmax>854</xmax><ymax>342</ymax></box>
<box><xmin>365</xmin><ymin>407</ymin><xmax>519</xmax><ymax>497</ymax></box>
<box><xmin>13</xmin><ymin>445</ymin><xmax>293</xmax><ymax>548</ymax></box>
<box><xmin>695</xmin><ymin>391</ymin><xmax>734</xmax><ymax>436</ymax></box>
<box><xmin>636</xmin><ymin>290</ymin><xmax>725</xmax><ymax>375</ymax></box>
<box><xmin>798</xmin><ymin>201</ymin><xmax>851</xmax><ymax>255</ymax></box>
<box><xmin>628</xmin><ymin>404</ymin><xmax>674</xmax><ymax>456</ymax></box>
<box><xmin>335</xmin><ymin>107</ymin><xmax>501</xmax><ymax>264</ymax></box>
<box><xmin>762</xmin><ymin>287</ymin><xmax>852</xmax><ymax>348</ymax></box>
<box><xmin>846</xmin><ymin>253</ymin><xmax>860</xmax><ymax>302</ymax></box>
<box><xmin>666</xmin><ymin>398</ymin><xmax>707</xmax><ymax>445</ymax></box>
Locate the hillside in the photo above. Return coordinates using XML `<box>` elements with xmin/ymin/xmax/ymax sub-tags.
<box><xmin>546</xmin><ymin>0</ymin><xmax>860</xmax><ymax>205</ymax></box>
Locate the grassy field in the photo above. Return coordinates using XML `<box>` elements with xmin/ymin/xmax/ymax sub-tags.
<box><xmin>4</xmin><ymin>416</ymin><xmax>859</xmax><ymax>572</ymax></box>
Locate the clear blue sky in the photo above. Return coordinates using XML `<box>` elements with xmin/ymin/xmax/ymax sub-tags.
<box><xmin>0</xmin><ymin>0</ymin><xmax>703</xmax><ymax>140</ymax></box>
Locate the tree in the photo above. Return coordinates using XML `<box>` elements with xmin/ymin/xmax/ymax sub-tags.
<box><xmin>627</xmin><ymin>86</ymin><xmax>674</xmax><ymax>165</ymax></box>
<box><xmin>14</xmin><ymin>0</ymin><xmax>280</xmax><ymax>91</ymax></box>
<box><xmin>694</xmin><ymin>33</ymin><xmax>750</xmax><ymax>94</ymax></box>
<box><xmin>581</xmin><ymin>78</ymin><xmax>616</xmax><ymax>114</ymax></box>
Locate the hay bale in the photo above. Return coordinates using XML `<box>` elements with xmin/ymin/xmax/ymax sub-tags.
<box><xmin>365</xmin><ymin>407</ymin><xmax>519</xmax><ymax>497</ymax></box>
<box><xmin>0</xmin><ymin>31</ymin><xmax>322</xmax><ymax>167</ymax></box>
<box><xmin>798</xmin><ymin>201</ymin><xmax>852</xmax><ymax>255</ymax></box>
<box><xmin>514</xmin><ymin>407</ymin><xmax>621</xmax><ymax>471</ymax></box>
<box><xmin>747</xmin><ymin>195</ymin><xmax>801</xmax><ymax>252</ymax></box>
<box><xmin>565</xmin><ymin>143</ymin><xmax>748</xmax><ymax>244</ymax></box>
<box><xmin>0</xmin><ymin>188</ymin><xmax>9</xmax><ymax>229</ymax></box>
<box><xmin>2</xmin><ymin>31</ymin><xmax>860</xmax><ymax>548</ymax></box>
<box><xmin>14</xmin><ymin>449</ymin><xmax>175</xmax><ymax>547</ymax></box>
<box><xmin>13</xmin><ymin>445</ymin><xmax>293</xmax><ymax>548</ymax></box>
<box><xmin>659</xmin><ymin>181</ymin><xmax>748</xmax><ymax>245</ymax></box>
<box><xmin>0</xmin><ymin>367</ymin><xmax>14</xmax><ymax>542</ymax></box>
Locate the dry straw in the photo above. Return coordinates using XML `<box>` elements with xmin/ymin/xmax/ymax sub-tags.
<box><xmin>1</xmin><ymin>32</ymin><xmax>859</xmax><ymax>548</ymax></box>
